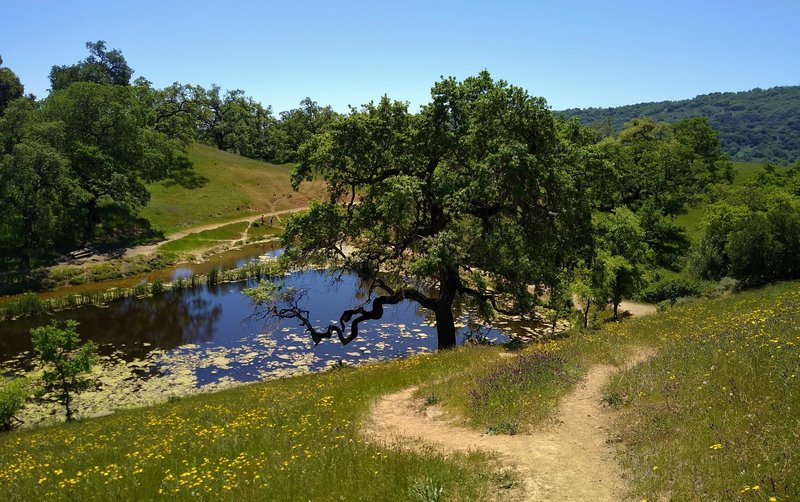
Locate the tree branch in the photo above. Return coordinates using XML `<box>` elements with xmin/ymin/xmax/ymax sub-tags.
<box><xmin>255</xmin><ymin>284</ymin><xmax>436</xmax><ymax>345</ymax></box>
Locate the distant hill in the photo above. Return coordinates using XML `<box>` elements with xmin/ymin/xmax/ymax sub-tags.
<box><xmin>558</xmin><ymin>86</ymin><xmax>800</xmax><ymax>164</ymax></box>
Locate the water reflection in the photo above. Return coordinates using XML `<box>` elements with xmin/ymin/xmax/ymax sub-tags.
<box><xmin>1</xmin><ymin>263</ymin><xmax>558</xmax><ymax>427</ymax></box>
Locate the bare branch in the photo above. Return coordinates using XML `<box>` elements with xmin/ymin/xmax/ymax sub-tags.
<box><xmin>252</xmin><ymin>282</ymin><xmax>436</xmax><ymax>345</ymax></box>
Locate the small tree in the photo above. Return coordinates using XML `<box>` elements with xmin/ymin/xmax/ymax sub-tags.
<box><xmin>30</xmin><ymin>320</ymin><xmax>97</xmax><ymax>422</ymax></box>
<box><xmin>592</xmin><ymin>208</ymin><xmax>651</xmax><ymax>320</ymax></box>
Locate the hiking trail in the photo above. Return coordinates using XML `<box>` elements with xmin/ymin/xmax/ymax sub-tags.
<box><xmin>365</xmin><ymin>348</ymin><xmax>654</xmax><ymax>501</ymax></box>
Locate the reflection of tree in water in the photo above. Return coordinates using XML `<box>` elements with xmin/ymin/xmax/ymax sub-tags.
<box><xmin>106</xmin><ymin>288</ymin><xmax>222</xmax><ymax>359</ymax></box>
<box><xmin>1</xmin><ymin>288</ymin><xmax>223</xmax><ymax>364</ymax></box>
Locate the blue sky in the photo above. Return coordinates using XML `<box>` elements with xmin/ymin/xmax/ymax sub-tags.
<box><xmin>2</xmin><ymin>0</ymin><xmax>799</xmax><ymax>113</ymax></box>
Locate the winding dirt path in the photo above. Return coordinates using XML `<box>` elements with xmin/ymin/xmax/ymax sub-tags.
<box><xmin>365</xmin><ymin>349</ymin><xmax>654</xmax><ymax>501</ymax></box>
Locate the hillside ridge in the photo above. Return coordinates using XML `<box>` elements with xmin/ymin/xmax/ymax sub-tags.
<box><xmin>558</xmin><ymin>85</ymin><xmax>800</xmax><ymax>164</ymax></box>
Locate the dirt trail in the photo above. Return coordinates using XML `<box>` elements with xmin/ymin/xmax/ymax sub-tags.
<box><xmin>69</xmin><ymin>207</ymin><xmax>305</xmax><ymax>264</ymax></box>
<box><xmin>618</xmin><ymin>301</ymin><xmax>658</xmax><ymax>317</ymax></box>
<box><xmin>365</xmin><ymin>348</ymin><xmax>654</xmax><ymax>501</ymax></box>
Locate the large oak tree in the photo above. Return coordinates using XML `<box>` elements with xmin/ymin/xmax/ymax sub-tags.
<box><xmin>248</xmin><ymin>72</ymin><xmax>594</xmax><ymax>348</ymax></box>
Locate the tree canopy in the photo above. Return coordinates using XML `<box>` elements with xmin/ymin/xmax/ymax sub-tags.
<box><xmin>248</xmin><ymin>72</ymin><xmax>595</xmax><ymax>348</ymax></box>
<box><xmin>596</xmin><ymin>117</ymin><xmax>732</xmax><ymax>216</ymax></box>
<box><xmin>0</xmin><ymin>79</ymin><xmax>178</xmax><ymax>269</ymax></box>
<box><xmin>0</xmin><ymin>57</ymin><xmax>24</xmax><ymax>115</ymax></box>
<box><xmin>49</xmin><ymin>40</ymin><xmax>133</xmax><ymax>91</ymax></box>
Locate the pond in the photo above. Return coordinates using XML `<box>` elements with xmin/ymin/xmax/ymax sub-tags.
<box><xmin>0</xmin><ymin>249</ymin><xmax>554</xmax><ymax>427</ymax></box>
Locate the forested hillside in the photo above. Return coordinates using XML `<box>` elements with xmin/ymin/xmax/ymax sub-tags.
<box><xmin>559</xmin><ymin>86</ymin><xmax>800</xmax><ymax>164</ymax></box>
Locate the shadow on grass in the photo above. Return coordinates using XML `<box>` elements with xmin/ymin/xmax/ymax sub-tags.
<box><xmin>161</xmin><ymin>155</ymin><xmax>209</xmax><ymax>189</ymax></box>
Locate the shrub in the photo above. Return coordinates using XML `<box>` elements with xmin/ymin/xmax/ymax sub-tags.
<box><xmin>0</xmin><ymin>377</ymin><xmax>29</xmax><ymax>431</ymax></box>
<box><xmin>639</xmin><ymin>278</ymin><xmax>702</xmax><ymax>304</ymax></box>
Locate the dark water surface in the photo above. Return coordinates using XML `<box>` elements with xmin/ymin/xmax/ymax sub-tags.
<box><xmin>1</xmin><ymin>266</ymin><xmax>513</xmax><ymax>382</ymax></box>
<box><xmin>0</xmin><ymin>246</ymin><xmax>555</xmax><ymax>425</ymax></box>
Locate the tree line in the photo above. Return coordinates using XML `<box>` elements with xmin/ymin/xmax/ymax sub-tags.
<box><xmin>0</xmin><ymin>41</ymin><xmax>338</xmax><ymax>272</ymax></box>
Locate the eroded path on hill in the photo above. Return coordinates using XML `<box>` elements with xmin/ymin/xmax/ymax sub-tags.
<box><xmin>364</xmin><ymin>348</ymin><xmax>654</xmax><ymax>501</ymax></box>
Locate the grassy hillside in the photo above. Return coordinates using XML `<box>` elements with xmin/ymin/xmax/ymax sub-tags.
<box><xmin>0</xmin><ymin>348</ymin><xmax>508</xmax><ymax>501</ymax></box>
<box><xmin>2</xmin><ymin>281</ymin><xmax>797</xmax><ymax>500</ymax></box>
<box><xmin>607</xmin><ymin>282</ymin><xmax>800</xmax><ymax>500</ymax></box>
<box><xmin>559</xmin><ymin>86</ymin><xmax>800</xmax><ymax>164</ymax></box>
<box><xmin>141</xmin><ymin>144</ymin><xmax>326</xmax><ymax>234</ymax></box>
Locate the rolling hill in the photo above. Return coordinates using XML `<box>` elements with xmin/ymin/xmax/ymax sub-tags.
<box><xmin>559</xmin><ymin>86</ymin><xmax>800</xmax><ymax>165</ymax></box>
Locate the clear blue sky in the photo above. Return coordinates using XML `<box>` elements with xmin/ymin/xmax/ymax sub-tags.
<box><xmin>2</xmin><ymin>0</ymin><xmax>799</xmax><ymax>113</ymax></box>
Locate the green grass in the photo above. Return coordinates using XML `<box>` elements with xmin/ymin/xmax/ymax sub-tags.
<box><xmin>0</xmin><ymin>348</ymin><xmax>514</xmax><ymax>501</ymax></box>
<box><xmin>673</xmin><ymin>161</ymin><xmax>770</xmax><ymax>244</ymax></box>
<box><xmin>417</xmin><ymin>348</ymin><xmax>582</xmax><ymax>434</ymax></box>
<box><xmin>141</xmin><ymin>144</ymin><xmax>326</xmax><ymax>234</ymax></box>
<box><xmin>245</xmin><ymin>222</ymin><xmax>282</xmax><ymax>243</ymax></box>
<box><xmin>605</xmin><ymin>282</ymin><xmax>800</xmax><ymax>501</ymax></box>
<box><xmin>3</xmin><ymin>281</ymin><xmax>798</xmax><ymax>500</ymax></box>
<box><xmin>731</xmin><ymin>161</ymin><xmax>769</xmax><ymax>185</ymax></box>
<box><xmin>157</xmin><ymin>221</ymin><xmax>250</xmax><ymax>254</ymax></box>
<box><xmin>157</xmin><ymin>220</ymin><xmax>283</xmax><ymax>257</ymax></box>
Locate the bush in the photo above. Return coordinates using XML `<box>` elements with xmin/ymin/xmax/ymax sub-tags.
<box><xmin>0</xmin><ymin>377</ymin><xmax>29</xmax><ymax>431</ymax></box>
<box><xmin>713</xmin><ymin>277</ymin><xmax>741</xmax><ymax>297</ymax></box>
<box><xmin>639</xmin><ymin>278</ymin><xmax>702</xmax><ymax>304</ymax></box>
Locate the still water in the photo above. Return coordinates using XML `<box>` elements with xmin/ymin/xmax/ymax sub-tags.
<box><xmin>0</xmin><ymin>249</ymin><xmax>541</xmax><ymax>425</ymax></box>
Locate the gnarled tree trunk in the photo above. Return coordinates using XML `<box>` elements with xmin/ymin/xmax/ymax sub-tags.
<box><xmin>435</xmin><ymin>267</ymin><xmax>459</xmax><ymax>349</ymax></box>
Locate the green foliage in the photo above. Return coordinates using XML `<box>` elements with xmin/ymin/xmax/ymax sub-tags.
<box><xmin>30</xmin><ymin>320</ymin><xmax>97</xmax><ymax>422</ymax></box>
<box><xmin>636</xmin><ymin>199</ymin><xmax>690</xmax><ymax>268</ymax></box>
<box><xmin>638</xmin><ymin>278</ymin><xmax>701</xmax><ymax>303</ymax></box>
<box><xmin>592</xmin><ymin>207</ymin><xmax>652</xmax><ymax>318</ymax></box>
<box><xmin>273</xmin><ymin>97</ymin><xmax>337</xmax><ymax>163</ymax></box>
<box><xmin>0</xmin><ymin>76</ymin><xmax>180</xmax><ymax>268</ymax></box>
<box><xmin>0</xmin><ymin>59</ymin><xmax>24</xmax><ymax>115</ymax></box>
<box><xmin>560</xmin><ymin>85</ymin><xmax>800</xmax><ymax>164</ymax></box>
<box><xmin>0</xmin><ymin>377</ymin><xmax>29</xmax><ymax>431</ymax></box>
<box><xmin>266</xmin><ymin>72</ymin><xmax>596</xmax><ymax>348</ymax></box>
<box><xmin>189</xmin><ymin>84</ymin><xmax>278</xmax><ymax>158</ymax></box>
<box><xmin>0</xmin><ymin>136</ymin><xmax>74</xmax><ymax>269</ymax></box>
<box><xmin>596</xmin><ymin>117</ymin><xmax>732</xmax><ymax>215</ymax></box>
<box><xmin>690</xmin><ymin>188</ymin><xmax>800</xmax><ymax>285</ymax></box>
<box><xmin>49</xmin><ymin>41</ymin><xmax>133</xmax><ymax>91</ymax></box>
